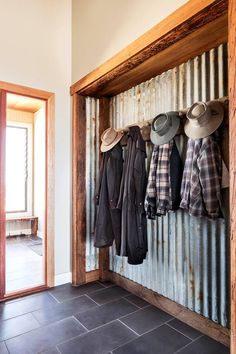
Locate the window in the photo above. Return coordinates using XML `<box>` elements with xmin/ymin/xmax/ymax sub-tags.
<box><xmin>6</xmin><ymin>122</ymin><xmax>32</xmax><ymax>217</ymax></box>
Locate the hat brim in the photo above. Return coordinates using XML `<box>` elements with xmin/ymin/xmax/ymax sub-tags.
<box><xmin>101</xmin><ymin>131</ymin><xmax>124</xmax><ymax>152</ymax></box>
<box><xmin>184</xmin><ymin>101</ymin><xmax>224</xmax><ymax>139</ymax></box>
<box><xmin>150</xmin><ymin>115</ymin><xmax>180</xmax><ymax>146</ymax></box>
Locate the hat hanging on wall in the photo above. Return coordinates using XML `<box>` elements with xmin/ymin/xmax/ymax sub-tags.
<box><xmin>150</xmin><ymin>111</ymin><xmax>180</xmax><ymax>145</ymax></box>
<box><xmin>185</xmin><ymin>101</ymin><xmax>224</xmax><ymax>139</ymax></box>
<box><xmin>100</xmin><ymin>127</ymin><xmax>124</xmax><ymax>152</ymax></box>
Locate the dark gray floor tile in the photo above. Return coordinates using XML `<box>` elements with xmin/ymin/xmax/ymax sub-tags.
<box><xmin>58</xmin><ymin>320</ymin><xmax>137</xmax><ymax>354</ymax></box>
<box><xmin>87</xmin><ymin>286</ymin><xmax>130</xmax><ymax>305</ymax></box>
<box><xmin>177</xmin><ymin>335</ymin><xmax>230</xmax><ymax>354</ymax></box>
<box><xmin>41</xmin><ymin>348</ymin><xmax>61</xmax><ymax>354</ymax></box>
<box><xmin>33</xmin><ymin>294</ymin><xmax>97</xmax><ymax>325</ymax></box>
<box><xmin>113</xmin><ymin>324</ymin><xmax>190</xmax><ymax>354</ymax></box>
<box><xmin>49</xmin><ymin>282</ymin><xmax>104</xmax><ymax>302</ymax></box>
<box><xmin>98</xmin><ymin>281</ymin><xmax>115</xmax><ymax>288</ymax></box>
<box><xmin>120</xmin><ymin>305</ymin><xmax>173</xmax><ymax>334</ymax></box>
<box><xmin>0</xmin><ymin>293</ymin><xmax>57</xmax><ymax>321</ymax></box>
<box><xmin>75</xmin><ymin>298</ymin><xmax>138</xmax><ymax>330</ymax></box>
<box><xmin>0</xmin><ymin>342</ymin><xmax>8</xmax><ymax>354</ymax></box>
<box><xmin>125</xmin><ymin>294</ymin><xmax>149</xmax><ymax>308</ymax></box>
<box><xmin>5</xmin><ymin>317</ymin><xmax>86</xmax><ymax>354</ymax></box>
<box><xmin>168</xmin><ymin>318</ymin><xmax>202</xmax><ymax>340</ymax></box>
<box><xmin>0</xmin><ymin>313</ymin><xmax>40</xmax><ymax>341</ymax></box>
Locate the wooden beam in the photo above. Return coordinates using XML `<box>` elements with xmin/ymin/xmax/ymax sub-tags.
<box><xmin>70</xmin><ymin>0</ymin><xmax>228</xmax><ymax>97</ymax></box>
<box><xmin>98</xmin><ymin>98</ymin><xmax>110</xmax><ymax>281</ymax></box>
<box><xmin>72</xmin><ymin>94</ymin><xmax>87</xmax><ymax>285</ymax></box>
<box><xmin>85</xmin><ymin>270</ymin><xmax>99</xmax><ymax>283</ymax></box>
<box><xmin>0</xmin><ymin>81</ymin><xmax>53</xmax><ymax>100</ymax></box>
<box><xmin>98</xmin><ymin>14</ymin><xmax>227</xmax><ymax>97</ymax></box>
<box><xmin>110</xmin><ymin>271</ymin><xmax>230</xmax><ymax>348</ymax></box>
<box><xmin>229</xmin><ymin>0</ymin><xmax>236</xmax><ymax>352</ymax></box>
<box><xmin>45</xmin><ymin>94</ymin><xmax>55</xmax><ymax>287</ymax></box>
<box><xmin>1</xmin><ymin>285</ymin><xmax>48</xmax><ymax>302</ymax></box>
<box><xmin>0</xmin><ymin>90</ymin><xmax>6</xmax><ymax>299</ymax></box>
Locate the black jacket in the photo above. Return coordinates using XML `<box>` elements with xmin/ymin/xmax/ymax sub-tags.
<box><xmin>94</xmin><ymin>143</ymin><xmax>123</xmax><ymax>254</ymax></box>
<box><xmin>117</xmin><ymin>126</ymin><xmax>147</xmax><ymax>265</ymax></box>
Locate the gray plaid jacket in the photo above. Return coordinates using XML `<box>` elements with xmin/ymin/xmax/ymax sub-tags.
<box><xmin>180</xmin><ymin>133</ymin><xmax>222</xmax><ymax>219</ymax></box>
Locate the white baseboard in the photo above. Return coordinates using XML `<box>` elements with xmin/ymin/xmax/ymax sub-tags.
<box><xmin>6</xmin><ymin>229</ymin><xmax>31</xmax><ymax>236</ymax></box>
<box><xmin>54</xmin><ymin>272</ymin><xmax>72</xmax><ymax>286</ymax></box>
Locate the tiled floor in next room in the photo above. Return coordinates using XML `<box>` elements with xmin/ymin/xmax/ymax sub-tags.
<box><xmin>0</xmin><ymin>281</ymin><xmax>229</xmax><ymax>354</ymax></box>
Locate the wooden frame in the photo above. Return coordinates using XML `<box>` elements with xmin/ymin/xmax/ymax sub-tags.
<box><xmin>0</xmin><ymin>81</ymin><xmax>55</xmax><ymax>300</ymax></box>
<box><xmin>0</xmin><ymin>90</ymin><xmax>6</xmax><ymax>299</ymax></box>
<box><xmin>70</xmin><ymin>0</ymin><xmax>228</xmax><ymax>97</ymax></box>
<box><xmin>229</xmin><ymin>0</ymin><xmax>236</xmax><ymax>352</ymax></box>
<box><xmin>71</xmin><ymin>0</ymin><xmax>236</xmax><ymax>351</ymax></box>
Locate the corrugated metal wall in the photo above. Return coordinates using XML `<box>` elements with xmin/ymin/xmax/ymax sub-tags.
<box><xmin>109</xmin><ymin>43</ymin><xmax>229</xmax><ymax>327</ymax></box>
<box><xmin>85</xmin><ymin>97</ymin><xmax>99</xmax><ymax>271</ymax></box>
<box><xmin>84</xmin><ymin>43</ymin><xmax>229</xmax><ymax>327</ymax></box>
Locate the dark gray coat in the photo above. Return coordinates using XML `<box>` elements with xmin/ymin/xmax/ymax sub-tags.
<box><xmin>94</xmin><ymin>143</ymin><xmax>123</xmax><ymax>254</ymax></box>
<box><xmin>117</xmin><ymin>126</ymin><xmax>147</xmax><ymax>265</ymax></box>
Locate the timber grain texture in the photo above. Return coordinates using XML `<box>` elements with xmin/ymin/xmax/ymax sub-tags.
<box><xmin>229</xmin><ymin>0</ymin><xmax>236</xmax><ymax>353</ymax></box>
<box><xmin>70</xmin><ymin>0</ymin><xmax>228</xmax><ymax>97</ymax></box>
<box><xmin>72</xmin><ymin>94</ymin><xmax>86</xmax><ymax>285</ymax></box>
<box><xmin>98</xmin><ymin>98</ymin><xmax>110</xmax><ymax>281</ymax></box>
<box><xmin>0</xmin><ymin>91</ymin><xmax>6</xmax><ymax>299</ymax></box>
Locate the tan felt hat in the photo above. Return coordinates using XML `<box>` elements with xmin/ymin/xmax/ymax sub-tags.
<box><xmin>185</xmin><ymin>101</ymin><xmax>224</xmax><ymax>139</ymax></box>
<box><xmin>100</xmin><ymin>127</ymin><xmax>124</xmax><ymax>152</ymax></box>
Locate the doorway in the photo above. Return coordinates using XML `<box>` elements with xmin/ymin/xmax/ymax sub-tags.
<box><xmin>0</xmin><ymin>82</ymin><xmax>55</xmax><ymax>300</ymax></box>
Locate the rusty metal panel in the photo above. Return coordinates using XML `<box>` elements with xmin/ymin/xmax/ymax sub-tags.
<box><xmin>85</xmin><ymin>97</ymin><xmax>99</xmax><ymax>271</ymax></box>
<box><xmin>109</xmin><ymin>43</ymin><xmax>229</xmax><ymax>327</ymax></box>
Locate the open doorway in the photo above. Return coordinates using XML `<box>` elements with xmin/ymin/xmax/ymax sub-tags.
<box><xmin>6</xmin><ymin>93</ymin><xmax>46</xmax><ymax>292</ymax></box>
<box><xmin>0</xmin><ymin>82</ymin><xmax>55</xmax><ymax>300</ymax></box>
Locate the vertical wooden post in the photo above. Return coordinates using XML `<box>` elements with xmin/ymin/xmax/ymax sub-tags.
<box><xmin>98</xmin><ymin>97</ymin><xmax>110</xmax><ymax>281</ymax></box>
<box><xmin>45</xmin><ymin>94</ymin><xmax>55</xmax><ymax>287</ymax></box>
<box><xmin>72</xmin><ymin>94</ymin><xmax>86</xmax><ymax>285</ymax></box>
<box><xmin>229</xmin><ymin>0</ymin><xmax>236</xmax><ymax>353</ymax></box>
<box><xmin>0</xmin><ymin>91</ymin><xmax>6</xmax><ymax>298</ymax></box>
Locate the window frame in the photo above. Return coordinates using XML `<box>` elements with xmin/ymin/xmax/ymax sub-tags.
<box><xmin>6</xmin><ymin>120</ymin><xmax>33</xmax><ymax>219</ymax></box>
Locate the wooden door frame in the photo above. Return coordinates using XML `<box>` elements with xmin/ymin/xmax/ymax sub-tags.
<box><xmin>71</xmin><ymin>0</ymin><xmax>236</xmax><ymax>352</ymax></box>
<box><xmin>0</xmin><ymin>81</ymin><xmax>55</xmax><ymax>300</ymax></box>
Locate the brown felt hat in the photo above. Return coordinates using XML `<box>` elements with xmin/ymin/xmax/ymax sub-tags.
<box><xmin>100</xmin><ymin>127</ymin><xmax>124</xmax><ymax>152</ymax></box>
<box><xmin>185</xmin><ymin>101</ymin><xmax>224</xmax><ymax>139</ymax></box>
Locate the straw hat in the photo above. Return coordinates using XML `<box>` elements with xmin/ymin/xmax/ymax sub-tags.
<box><xmin>100</xmin><ymin>127</ymin><xmax>124</xmax><ymax>152</ymax></box>
<box><xmin>150</xmin><ymin>111</ymin><xmax>180</xmax><ymax>145</ymax></box>
<box><xmin>185</xmin><ymin>101</ymin><xmax>224</xmax><ymax>139</ymax></box>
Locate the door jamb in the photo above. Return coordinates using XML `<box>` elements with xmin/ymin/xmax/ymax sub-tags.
<box><xmin>0</xmin><ymin>81</ymin><xmax>55</xmax><ymax>300</ymax></box>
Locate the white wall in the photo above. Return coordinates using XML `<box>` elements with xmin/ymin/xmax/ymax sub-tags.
<box><xmin>72</xmin><ymin>0</ymin><xmax>188</xmax><ymax>82</ymax></box>
<box><xmin>34</xmin><ymin>108</ymin><xmax>46</xmax><ymax>239</ymax></box>
<box><xmin>0</xmin><ymin>0</ymin><xmax>72</xmax><ymax>280</ymax></box>
<box><xmin>0</xmin><ymin>0</ymin><xmax>188</xmax><ymax>285</ymax></box>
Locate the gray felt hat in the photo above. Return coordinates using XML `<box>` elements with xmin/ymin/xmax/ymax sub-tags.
<box><xmin>185</xmin><ymin>101</ymin><xmax>224</xmax><ymax>139</ymax></box>
<box><xmin>150</xmin><ymin>111</ymin><xmax>180</xmax><ymax>145</ymax></box>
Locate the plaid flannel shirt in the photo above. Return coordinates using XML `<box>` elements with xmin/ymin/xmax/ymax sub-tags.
<box><xmin>146</xmin><ymin>140</ymin><xmax>173</xmax><ymax>216</ymax></box>
<box><xmin>180</xmin><ymin>133</ymin><xmax>222</xmax><ymax>219</ymax></box>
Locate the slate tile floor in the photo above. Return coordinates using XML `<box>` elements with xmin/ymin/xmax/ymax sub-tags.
<box><xmin>6</xmin><ymin>236</ymin><xmax>43</xmax><ymax>293</ymax></box>
<box><xmin>0</xmin><ymin>281</ymin><xmax>230</xmax><ymax>354</ymax></box>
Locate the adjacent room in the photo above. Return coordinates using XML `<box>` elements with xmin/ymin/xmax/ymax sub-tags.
<box><xmin>5</xmin><ymin>93</ymin><xmax>46</xmax><ymax>293</ymax></box>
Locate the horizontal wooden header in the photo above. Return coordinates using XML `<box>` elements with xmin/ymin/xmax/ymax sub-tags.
<box><xmin>0</xmin><ymin>81</ymin><xmax>54</xmax><ymax>100</ymax></box>
<box><xmin>70</xmin><ymin>0</ymin><xmax>228</xmax><ymax>98</ymax></box>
